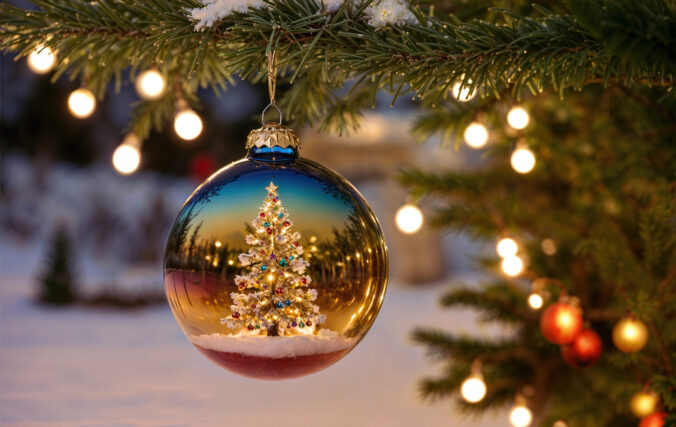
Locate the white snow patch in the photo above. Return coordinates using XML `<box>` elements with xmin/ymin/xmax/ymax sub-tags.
<box><xmin>190</xmin><ymin>329</ymin><xmax>356</xmax><ymax>358</ymax></box>
<box><xmin>365</xmin><ymin>0</ymin><xmax>416</xmax><ymax>28</ymax></box>
<box><xmin>321</xmin><ymin>0</ymin><xmax>344</xmax><ymax>12</ymax></box>
<box><xmin>189</xmin><ymin>0</ymin><xmax>266</xmax><ymax>30</ymax></box>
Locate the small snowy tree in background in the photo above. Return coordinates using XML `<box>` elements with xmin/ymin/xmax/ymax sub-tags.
<box><xmin>37</xmin><ymin>225</ymin><xmax>77</xmax><ymax>305</ymax></box>
<box><xmin>223</xmin><ymin>182</ymin><xmax>325</xmax><ymax>337</ymax></box>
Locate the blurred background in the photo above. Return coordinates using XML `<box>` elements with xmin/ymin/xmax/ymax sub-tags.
<box><xmin>0</xmin><ymin>47</ymin><xmax>503</xmax><ymax>426</ymax></box>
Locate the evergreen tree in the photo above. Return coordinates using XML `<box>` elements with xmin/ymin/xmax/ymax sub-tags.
<box><xmin>37</xmin><ymin>226</ymin><xmax>78</xmax><ymax>305</ymax></box>
<box><xmin>223</xmin><ymin>182</ymin><xmax>324</xmax><ymax>336</ymax></box>
<box><xmin>2</xmin><ymin>0</ymin><xmax>675</xmax><ymax>424</ymax></box>
<box><xmin>403</xmin><ymin>87</ymin><xmax>676</xmax><ymax>426</ymax></box>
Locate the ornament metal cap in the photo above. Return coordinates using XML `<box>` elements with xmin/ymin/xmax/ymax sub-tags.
<box><xmin>246</xmin><ymin>122</ymin><xmax>301</xmax><ymax>150</ymax></box>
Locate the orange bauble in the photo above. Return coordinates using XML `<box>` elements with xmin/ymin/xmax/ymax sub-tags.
<box><xmin>561</xmin><ymin>328</ymin><xmax>602</xmax><ymax>368</ymax></box>
<box><xmin>630</xmin><ymin>390</ymin><xmax>660</xmax><ymax>418</ymax></box>
<box><xmin>540</xmin><ymin>302</ymin><xmax>583</xmax><ymax>344</ymax></box>
<box><xmin>639</xmin><ymin>412</ymin><xmax>667</xmax><ymax>427</ymax></box>
<box><xmin>613</xmin><ymin>316</ymin><xmax>649</xmax><ymax>353</ymax></box>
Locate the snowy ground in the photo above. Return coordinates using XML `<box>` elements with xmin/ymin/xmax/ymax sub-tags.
<box><xmin>1</xmin><ymin>240</ymin><xmax>505</xmax><ymax>427</ymax></box>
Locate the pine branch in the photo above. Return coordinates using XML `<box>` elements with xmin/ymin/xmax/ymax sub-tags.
<box><xmin>438</xmin><ymin>282</ymin><xmax>536</xmax><ymax>324</ymax></box>
<box><xmin>2</xmin><ymin>0</ymin><xmax>675</xmax><ymax>135</ymax></box>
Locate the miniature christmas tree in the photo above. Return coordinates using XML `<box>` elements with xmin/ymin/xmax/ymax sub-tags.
<box><xmin>223</xmin><ymin>182</ymin><xmax>325</xmax><ymax>337</ymax></box>
<box><xmin>37</xmin><ymin>225</ymin><xmax>77</xmax><ymax>305</ymax></box>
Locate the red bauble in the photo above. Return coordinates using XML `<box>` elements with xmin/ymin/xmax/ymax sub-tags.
<box><xmin>540</xmin><ymin>302</ymin><xmax>583</xmax><ymax>344</ymax></box>
<box><xmin>561</xmin><ymin>328</ymin><xmax>602</xmax><ymax>368</ymax></box>
<box><xmin>640</xmin><ymin>412</ymin><xmax>667</xmax><ymax>427</ymax></box>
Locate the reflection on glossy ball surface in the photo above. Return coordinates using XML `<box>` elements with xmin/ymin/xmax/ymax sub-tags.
<box><xmin>164</xmin><ymin>150</ymin><xmax>388</xmax><ymax>379</ymax></box>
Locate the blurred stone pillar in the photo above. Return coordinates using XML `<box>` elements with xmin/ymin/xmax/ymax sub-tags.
<box><xmin>300</xmin><ymin>117</ymin><xmax>446</xmax><ymax>284</ymax></box>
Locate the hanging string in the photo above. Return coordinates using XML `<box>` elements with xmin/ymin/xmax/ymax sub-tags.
<box><xmin>262</xmin><ymin>50</ymin><xmax>282</xmax><ymax>124</ymax></box>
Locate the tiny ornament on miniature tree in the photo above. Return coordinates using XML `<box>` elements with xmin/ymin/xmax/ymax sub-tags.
<box><xmin>163</xmin><ymin>51</ymin><xmax>388</xmax><ymax>379</ymax></box>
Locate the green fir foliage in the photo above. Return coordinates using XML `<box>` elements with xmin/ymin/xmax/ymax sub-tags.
<box><xmin>405</xmin><ymin>85</ymin><xmax>676</xmax><ymax>425</ymax></box>
<box><xmin>37</xmin><ymin>225</ymin><xmax>78</xmax><ymax>305</ymax></box>
<box><xmin>2</xmin><ymin>0</ymin><xmax>676</xmax><ymax>424</ymax></box>
<box><xmin>1</xmin><ymin>0</ymin><xmax>675</xmax><ymax>136</ymax></box>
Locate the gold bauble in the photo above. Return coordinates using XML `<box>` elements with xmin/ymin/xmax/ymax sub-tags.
<box><xmin>630</xmin><ymin>390</ymin><xmax>659</xmax><ymax>418</ymax></box>
<box><xmin>612</xmin><ymin>316</ymin><xmax>649</xmax><ymax>353</ymax></box>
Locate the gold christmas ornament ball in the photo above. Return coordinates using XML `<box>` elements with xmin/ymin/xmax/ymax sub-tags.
<box><xmin>630</xmin><ymin>390</ymin><xmax>659</xmax><ymax>418</ymax></box>
<box><xmin>164</xmin><ymin>126</ymin><xmax>388</xmax><ymax>379</ymax></box>
<box><xmin>613</xmin><ymin>316</ymin><xmax>649</xmax><ymax>353</ymax></box>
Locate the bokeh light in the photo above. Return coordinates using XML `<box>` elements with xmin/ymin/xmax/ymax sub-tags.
<box><xmin>496</xmin><ymin>237</ymin><xmax>518</xmax><ymax>258</ymax></box>
<box><xmin>501</xmin><ymin>255</ymin><xmax>524</xmax><ymax>277</ymax></box>
<box><xmin>511</xmin><ymin>146</ymin><xmax>536</xmax><ymax>174</ymax></box>
<box><xmin>452</xmin><ymin>81</ymin><xmax>475</xmax><ymax>102</ymax></box>
<box><xmin>463</xmin><ymin>122</ymin><xmax>489</xmax><ymax>148</ymax></box>
<box><xmin>541</xmin><ymin>238</ymin><xmax>557</xmax><ymax>255</ymax></box>
<box><xmin>135</xmin><ymin>69</ymin><xmax>166</xmax><ymax>100</ymax></box>
<box><xmin>112</xmin><ymin>135</ymin><xmax>141</xmax><ymax>175</ymax></box>
<box><xmin>507</xmin><ymin>106</ymin><xmax>530</xmax><ymax>130</ymax></box>
<box><xmin>174</xmin><ymin>109</ymin><xmax>203</xmax><ymax>141</ymax></box>
<box><xmin>528</xmin><ymin>292</ymin><xmax>544</xmax><ymax>310</ymax></box>
<box><xmin>509</xmin><ymin>405</ymin><xmax>533</xmax><ymax>427</ymax></box>
<box><xmin>395</xmin><ymin>204</ymin><xmax>424</xmax><ymax>234</ymax></box>
<box><xmin>67</xmin><ymin>88</ymin><xmax>96</xmax><ymax>119</ymax></box>
<box><xmin>27</xmin><ymin>45</ymin><xmax>56</xmax><ymax>74</ymax></box>
<box><xmin>460</xmin><ymin>377</ymin><xmax>487</xmax><ymax>403</ymax></box>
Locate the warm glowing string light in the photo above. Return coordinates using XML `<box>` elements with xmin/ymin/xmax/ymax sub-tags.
<box><xmin>463</xmin><ymin>122</ymin><xmax>489</xmax><ymax>148</ymax></box>
<box><xmin>527</xmin><ymin>292</ymin><xmax>544</xmax><ymax>310</ymax></box>
<box><xmin>27</xmin><ymin>45</ymin><xmax>56</xmax><ymax>74</ymax></box>
<box><xmin>112</xmin><ymin>134</ymin><xmax>141</xmax><ymax>175</ymax></box>
<box><xmin>511</xmin><ymin>145</ymin><xmax>536</xmax><ymax>174</ymax></box>
<box><xmin>509</xmin><ymin>404</ymin><xmax>533</xmax><ymax>427</ymax></box>
<box><xmin>451</xmin><ymin>77</ymin><xmax>475</xmax><ymax>102</ymax></box>
<box><xmin>496</xmin><ymin>237</ymin><xmax>518</xmax><ymax>258</ymax></box>
<box><xmin>135</xmin><ymin>69</ymin><xmax>166</xmax><ymax>100</ymax></box>
<box><xmin>501</xmin><ymin>255</ymin><xmax>524</xmax><ymax>277</ymax></box>
<box><xmin>174</xmin><ymin>108</ymin><xmax>203</xmax><ymax>140</ymax></box>
<box><xmin>67</xmin><ymin>88</ymin><xmax>96</xmax><ymax>118</ymax></box>
<box><xmin>460</xmin><ymin>376</ymin><xmax>487</xmax><ymax>403</ymax></box>
<box><xmin>395</xmin><ymin>203</ymin><xmax>424</xmax><ymax>234</ymax></box>
<box><xmin>541</xmin><ymin>238</ymin><xmax>557</xmax><ymax>255</ymax></box>
<box><xmin>507</xmin><ymin>106</ymin><xmax>530</xmax><ymax>130</ymax></box>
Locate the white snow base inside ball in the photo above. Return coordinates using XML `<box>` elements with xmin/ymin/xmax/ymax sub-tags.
<box><xmin>189</xmin><ymin>329</ymin><xmax>356</xmax><ymax>359</ymax></box>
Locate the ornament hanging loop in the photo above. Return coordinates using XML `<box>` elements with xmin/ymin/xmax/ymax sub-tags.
<box><xmin>261</xmin><ymin>103</ymin><xmax>282</xmax><ymax>125</ymax></box>
<box><xmin>262</xmin><ymin>50</ymin><xmax>282</xmax><ymax>125</ymax></box>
